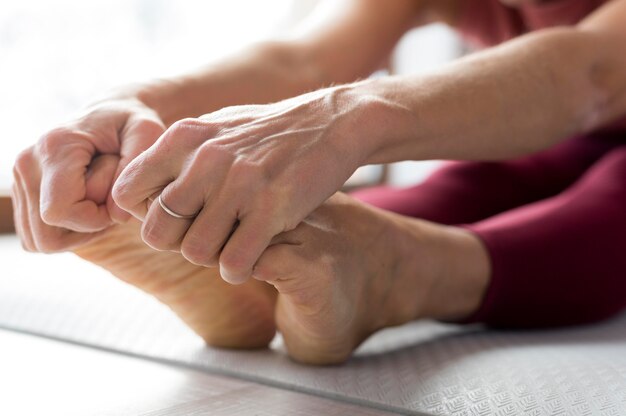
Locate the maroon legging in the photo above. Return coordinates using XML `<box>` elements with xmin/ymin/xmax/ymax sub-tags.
<box><xmin>351</xmin><ymin>132</ymin><xmax>626</xmax><ymax>328</ymax></box>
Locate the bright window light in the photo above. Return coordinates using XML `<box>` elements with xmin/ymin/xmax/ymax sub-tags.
<box><xmin>0</xmin><ymin>0</ymin><xmax>297</xmax><ymax>189</ymax></box>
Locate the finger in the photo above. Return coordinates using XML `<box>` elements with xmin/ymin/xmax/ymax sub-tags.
<box><xmin>180</xmin><ymin>198</ymin><xmax>239</xmax><ymax>268</ymax></box>
<box><xmin>112</xmin><ymin>118</ymin><xmax>208</xmax><ymax>220</ymax></box>
<box><xmin>141</xmin><ymin>194</ymin><xmax>194</xmax><ymax>252</ymax></box>
<box><xmin>252</xmin><ymin>244</ymin><xmax>298</xmax><ymax>283</ymax></box>
<box><xmin>85</xmin><ymin>154</ymin><xmax>119</xmax><ymax>204</ymax></box>
<box><xmin>111</xmin><ymin>150</ymin><xmax>173</xmax><ymax>221</ymax></box>
<box><xmin>268</xmin><ymin>229</ymin><xmax>301</xmax><ymax>246</ymax></box>
<box><xmin>31</xmin><ymin>218</ymin><xmax>105</xmax><ymax>253</ymax></box>
<box><xmin>21</xmin><ymin>157</ymin><xmax>103</xmax><ymax>253</ymax></box>
<box><xmin>108</xmin><ymin>113</ymin><xmax>165</xmax><ymax>223</ymax></box>
<box><xmin>13</xmin><ymin>150</ymin><xmax>40</xmax><ymax>251</ymax></box>
<box><xmin>39</xmin><ymin>137</ymin><xmax>111</xmax><ymax>232</ymax></box>
<box><xmin>141</xmin><ymin>168</ymin><xmax>216</xmax><ymax>251</ymax></box>
<box><xmin>11</xmin><ymin>178</ymin><xmax>36</xmax><ymax>252</ymax></box>
<box><xmin>141</xmin><ymin>152</ymin><xmax>233</xmax><ymax>252</ymax></box>
<box><xmin>219</xmin><ymin>214</ymin><xmax>281</xmax><ymax>285</ymax></box>
<box><xmin>141</xmin><ymin>200</ymin><xmax>193</xmax><ymax>252</ymax></box>
<box><xmin>30</xmin><ymin>203</ymin><xmax>105</xmax><ymax>253</ymax></box>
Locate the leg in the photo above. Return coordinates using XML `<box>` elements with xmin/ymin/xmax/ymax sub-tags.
<box><xmin>253</xmin><ymin>193</ymin><xmax>491</xmax><ymax>364</ymax></box>
<box><xmin>250</xmin><ymin>134</ymin><xmax>626</xmax><ymax>365</ymax></box>
<box><xmin>464</xmin><ymin>145</ymin><xmax>626</xmax><ymax>328</ymax></box>
<box><xmin>73</xmin><ymin>220</ymin><xmax>278</xmax><ymax>348</ymax></box>
<box><xmin>351</xmin><ymin>132</ymin><xmax>623</xmax><ymax>224</ymax></box>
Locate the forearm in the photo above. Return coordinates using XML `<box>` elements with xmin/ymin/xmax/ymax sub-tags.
<box><xmin>119</xmin><ymin>0</ymin><xmax>430</xmax><ymax>128</ymax></box>
<box><xmin>126</xmin><ymin>41</ymin><xmax>328</xmax><ymax>127</ymax></box>
<box><xmin>355</xmin><ymin>27</ymin><xmax>626</xmax><ymax>164</ymax></box>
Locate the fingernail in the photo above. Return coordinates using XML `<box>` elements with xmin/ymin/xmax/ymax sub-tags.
<box><xmin>219</xmin><ymin>264</ymin><xmax>247</xmax><ymax>285</ymax></box>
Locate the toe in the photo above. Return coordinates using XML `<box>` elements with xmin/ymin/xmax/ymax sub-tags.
<box><xmin>252</xmin><ymin>244</ymin><xmax>299</xmax><ymax>283</ymax></box>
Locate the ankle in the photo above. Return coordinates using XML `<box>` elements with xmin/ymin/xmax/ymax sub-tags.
<box><xmin>368</xmin><ymin>212</ymin><xmax>440</xmax><ymax>329</ymax></box>
<box><xmin>421</xmin><ymin>225</ymin><xmax>491</xmax><ymax>322</ymax></box>
<box><xmin>378</xmin><ymin>215</ymin><xmax>491</xmax><ymax>326</ymax></box>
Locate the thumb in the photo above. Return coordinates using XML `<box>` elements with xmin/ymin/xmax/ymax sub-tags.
<box><xmin>85</xmin><ymin>154</ymin><xmax>120</xmax><ymax>204</ymax></box>
<box><xmin>108</xmin><ymin>113</ymin><xmax>165</xmax><ymax>223</ymax></box>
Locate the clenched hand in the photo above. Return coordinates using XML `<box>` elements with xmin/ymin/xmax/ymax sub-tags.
<box><xmin>112</xmin><ymin>86</ymin><xmax>373</xmax><ymax>284</ymax></box>
<box><xmin>12</xmin><ymin>98</ymin><xmax>165</xmax><ymax>252</ymax></box>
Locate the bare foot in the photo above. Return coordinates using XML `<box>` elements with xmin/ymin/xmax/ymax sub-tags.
<box><xmin>73</xmin><ymin>220</ymin><xmax>278</xmax><ymax>349</ymax></box>
<box><xmin>253</xmin><ymin>193</ymin><xmax>490</xmax><ymax>365</ymax></box>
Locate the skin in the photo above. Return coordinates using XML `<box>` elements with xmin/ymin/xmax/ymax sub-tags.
<box><xmin>71</xmin><ymin>157</ymin><xmax>489</xmax><ymax>363</ymax></box>
<box><xmin>12</xmin><ymin>0</ymin><xmax>626</xmax><ymax>364</ymax></box>
<box><xmin>113</xmin><ymin>0</ymin><xmax>626</xmax><ymax>283</ymax></box>
<box><xmin>72</xmin><ymin>154</ymin><xmax>278</xmax><ymax>348</ymax></box>
<box><xmin>252</xmin><ymin>193</ymin><xmax>488</xmax><ymax>364</ymax></box>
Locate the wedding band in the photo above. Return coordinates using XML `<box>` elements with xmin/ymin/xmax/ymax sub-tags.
<box><xmin>157</xmin><ymin>195</ymin><xmax>196</xmax><ymax>219</ymax></box>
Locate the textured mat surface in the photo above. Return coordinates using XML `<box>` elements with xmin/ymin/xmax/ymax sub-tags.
<box><xmin>1</xmin><ymin>235</ymin><xmax>626</xmax><ymax>416</ymax></box>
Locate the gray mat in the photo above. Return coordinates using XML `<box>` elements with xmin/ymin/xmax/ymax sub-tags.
<box><xmin>1</xmin><ymin>235</ymin><xmax>626</xmax><ymax>416</ymax></box>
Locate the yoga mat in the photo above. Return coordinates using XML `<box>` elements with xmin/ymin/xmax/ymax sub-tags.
<box><xmin>1</xmin><ymin>234</ymin><xmax>625</xmax><ymax>416</ymax></box>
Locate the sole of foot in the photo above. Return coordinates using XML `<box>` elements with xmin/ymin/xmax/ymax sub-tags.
<box><xmin>73</xmin><ymin>220</ymin><xmax>278</xmax><ymax>349</ymax></box>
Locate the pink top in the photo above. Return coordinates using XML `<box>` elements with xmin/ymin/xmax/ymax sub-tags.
<box><xmin>457</xmin><ymin>0</ymin><xmax>608</xmax><ymax>47</ymax></box>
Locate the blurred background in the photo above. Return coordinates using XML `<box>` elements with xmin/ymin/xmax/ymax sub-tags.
<box><xmin>0</xmin><ymin>0</ymin><xmax>464</xmax><ymax>193</ymax></box>
<box><xmin>0</xmin><ymin>4</ymin><xmax>465</xmax><ymax>408</ymax></box>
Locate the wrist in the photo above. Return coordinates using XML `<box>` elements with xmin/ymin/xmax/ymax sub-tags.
<box><xmin>297</xmin><ymin>84</ymin><xmax>383</xmax><ymax>175</ymax></box>
<box><xmin>345</xmin><ymin>78</ymin><xmax>421</xmax><ymax>166</ymax></box>
<box><xmin>86</xmin><ymin>78</ymin><xmax>188</xmax><ymax>127</ymax></box>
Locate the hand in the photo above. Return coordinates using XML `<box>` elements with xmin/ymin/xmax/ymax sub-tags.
<box><xmin>12</xmin><ymin>98</ymin><xmax>165</xmax><ymax>253</ymax></box>
<box><xmin>112</xmin><ymin>86</ymin><xmax>372</xmax><ymax>284</ymax></box>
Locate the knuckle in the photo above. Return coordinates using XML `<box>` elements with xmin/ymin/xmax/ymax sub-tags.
<box><xmin>110</xmin><ymin>176</ymin><xmax>136</xmax><ymax>209</ymax></box>
<box><xmin>111</xmin><ymin>183</ymin><xmax>130</xmax><ymax>208</ymax></box>
<box><xmin>181</xmin><ymin>238</ymin><xmax>212</xmax><ymax>266</ymax></box>
<box><xmin>141</xmin><ymin>220</ymin><xmax>169</xmax><ymax>249</ymax></box>
<box><xmin>37</xmin><ymin>127</ymin><xmax>72</xmax><ymax>154</ymax></box>
<box><xmin>165</xmin><ymin>118</ymin><xmax>207</xmax><ymax>141</ymax></box>
<box><xmin>40</xmin><ymin>203</ymin><xmax>64</xmax><ymax>226</ymax></box>
<box><xmin>14</xmin><ymin>147</ymin><xmax>35</xmax><ymax>175</ymax></box>
<box><xmin>110</xmin><ymin>184</ymin><xmax>126</xmax><ymax>208</ymax></box>
<box><xmin>153</xmin><ymin>120</ymin><xmax>191</xmax><ymax>153</ymax></box>
<box><xmin>170</xmin><ymin>117</ymin><xmax>199</xmax><ymax>132</ymax></box>
<box><xmin>194</xmin><ymin>143</ymin><xmax>232</xmax><ymax>167</ymax></box>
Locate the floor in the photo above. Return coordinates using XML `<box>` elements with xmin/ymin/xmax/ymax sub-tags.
<box><xmin>0</xmin><ymin>328</ymin><xmax>400</xmax><ymax>416</ymax></box>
